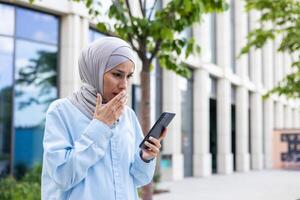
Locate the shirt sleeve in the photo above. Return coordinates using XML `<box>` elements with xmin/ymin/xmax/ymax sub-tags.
<box><xmin>43</xmin><ymin>104</ymin><xmax>113</xmax><ymax>191</ymax></box>
<box><xmin>129</xmin><ymin>110</ymin><xmax>156</xmax><ymax>187</ymax></box>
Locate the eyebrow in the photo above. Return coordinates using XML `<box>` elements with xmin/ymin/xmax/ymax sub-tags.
<box><xmin>113</xmin><ymin>69</ymin><xmax>134</xmax><ymax>75</ymax></box>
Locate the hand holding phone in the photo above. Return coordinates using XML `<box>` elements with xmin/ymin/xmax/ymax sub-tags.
<box><xmin>139</xmin><ymin>112</ymin><xmax>175</xmax><ymax>150</ymax></box>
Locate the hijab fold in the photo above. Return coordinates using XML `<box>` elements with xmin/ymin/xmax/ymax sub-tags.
<box><xmin>68</xmin><ymin>37</ymin><xmax>135</xmax><ymax>119</ymax></box>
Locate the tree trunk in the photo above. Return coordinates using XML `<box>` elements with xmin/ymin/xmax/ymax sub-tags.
<box><xmin>140</xmin><ymin>62</ymin><xmax>153</xmax><ymax>200</ymax></box>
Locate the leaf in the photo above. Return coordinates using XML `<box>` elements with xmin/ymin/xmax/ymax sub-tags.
<box><xmin>96</xmin><ymin>22</ymin><xmax>108</xmax><ymax>33</ymax></box>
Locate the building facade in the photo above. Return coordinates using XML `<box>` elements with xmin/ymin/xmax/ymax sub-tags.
<box><xmin>0</xmin><ymin>0</ymin><xmax>299</xmax><ymax>180</ymax></box>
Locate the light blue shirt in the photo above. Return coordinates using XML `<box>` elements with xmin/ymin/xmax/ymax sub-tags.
<box><xmin>41</xmin><ymin>98</ymin><xmax>156</xmax><ymax>200</ymax></box>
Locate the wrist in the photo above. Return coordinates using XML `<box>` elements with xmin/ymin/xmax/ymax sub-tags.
<box><xmin>139</xmin><ymin>150</ymin><xmax>154</xmax><ymax>163</ymax></box>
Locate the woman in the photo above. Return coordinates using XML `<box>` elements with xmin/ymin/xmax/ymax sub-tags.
<box><xmin>41</xmin><ymin>37</ymin><xmax>166</xmax><ymax>200</ymax></box>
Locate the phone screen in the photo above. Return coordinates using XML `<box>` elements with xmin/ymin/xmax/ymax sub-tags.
<box><xmin>139</xmin><ymin>112</ymin><xmax>175</xmax><ymax>150</ymax></box>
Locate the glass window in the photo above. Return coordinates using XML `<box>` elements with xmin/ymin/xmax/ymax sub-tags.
<box><xmin>201</xmin><ymin>14</ymin><xmax>216</xmax><ymax>63</ymax></box>
<box><xmin>132</xmin><ymin>84</ymin><xmax>141</xmax><ymax>120</ymax></box>
<box><xmin>0</xmin><ymin>36</ymin><xmax>14</xmax><ymax>176</ymax></box>
<box><xmin>179</xmin><ymin>72</ymin><xmax>193</xmax><ymax>177</ymax></box>
<box><xmin>0</xmin><ymin>4</ymin><xmax>14</xmax><ymax>36</ymax></box>
<box><xmin>0</xmin><ymin>5</ymin><xmax>60</xmax><ymax>177</ymax></box>
<box><xmin>89</xmin><ymin>28</ymin><xmax>105</xmax><ymax>43</ymax></box>
<box><xmin>231</xmin><ymin>85</ymin><xmax>236</xmax><ymax>171</ymax></box>
<box><xmin>209</xmin><ymin>76</ymin><xmax>217</xmax><ymax>173</ymax></box>
<box><xmin>16</xmin><ymin>7</ymin><xmax>59</xmax><ymax>44</ymax></box>
<box><xmin>209</xmin><ymin>76</ymin><xmax>217</xmax><ymax>99</ymax></box>
<box><xmin>0</xmin><ymin>36</ymin><xmax>14</xmax><ymax>88</ymax></box>
<box><xmin>14</xmin><ymin>40</ymin><xmax>58</xmax><ymax>174</ymax></box>
<box><xmin>150</xmin><ymin>60</ymin><xmax>162</xmax><ymax>124</ymax></box>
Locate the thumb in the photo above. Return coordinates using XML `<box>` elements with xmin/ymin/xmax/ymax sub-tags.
<box><xmin>96</xmin><ymin>93</ymin><xmax>102</xmax><ymax>109</ymax></box>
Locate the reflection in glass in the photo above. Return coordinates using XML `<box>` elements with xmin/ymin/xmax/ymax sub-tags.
<box><xmin>0</xmin><ymin>36</ymin><xmax>14</xmax><ymax>176</ymax></box>
<box><xmin>0</xmin><ymin>3</ymin><xmax>14</xmax><ymax>36</ymax></box>
<box><xmin>16</xmin><ymin>7</ymin><xmax>59</xmax><ymax>44</ymax></box>
<box><xmin>14</xmin><ymin>39</ymin><xmax>58</xmax><ymax>175</ymax></box>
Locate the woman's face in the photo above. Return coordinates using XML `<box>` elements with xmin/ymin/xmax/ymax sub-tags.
<box><xmin>102</xmin><ymin>60</ymin><xmax>134</xmax><ymax>103</ymax></box>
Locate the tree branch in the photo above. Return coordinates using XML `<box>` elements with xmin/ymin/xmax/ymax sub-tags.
<box><xmin>139</xmin><ymin>0</ymin><xmax>145</xmax><ymax>17</ymax></box>
<box><xmin>149</xmin><ymin>39</ymin><xmax>162</xmax><ymax>62</ymax></box>
<box><xmin>125</xmin><ymin>0</ymin><xmax>133</xmax><ymax>20</ymax></box>
<box><xmin>144</xmin><ymin>0</ymin><xmax>147</xmax><ymax>17</ymax></box>
<box><xmin>147</xmin><ymin>0</ymin><xmax>158</xmax><ymax>21</ymax></box>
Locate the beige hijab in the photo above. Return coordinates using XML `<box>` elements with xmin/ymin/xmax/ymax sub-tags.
<box><xmin>68</xmin><ymin>37</ymin><xmax>135</xmax><ymax>119</ymax></box>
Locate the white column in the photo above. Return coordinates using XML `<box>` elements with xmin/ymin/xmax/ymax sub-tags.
<box><xmin>284</xmin><ymin>105</ymin><xmax>293</xmax><ymax>128</ymax></box>
<box><xmin>60</xmin><ymin>14</ymin><xmax>88</xmax><ymax>97</ymax></box>
<box><xmin>234</xmin><ymin>0</ymin><xmax>248</xmax><ymax>80</ymax></box>
<box><xmin>215</xmin><ymin>6</ymin><xmax>233</xmax><ymax>174</ymax></box>
<box><xmin>274</xmin><ymin>102</ymin><xmax>284</xmax><ymax>129</ymax></box>
<box><xmin>262</xmin><ymin>41</ymin><xmax>274</xmax><ymax>90</ymax></box>
<box><xmin>274</xmin><ymin>39</ymin><xmax>284</xmax><ymax>85</ymax></box>
<box><xmin>263</xmin><ymin>99</ymin><xmax>273</xmax><ymax>169</ymax></box>
<box><xmin>262</xmin><ymin>38</ymin><xmax>274</xmax><ymax>169</ymax></box>
<box><xmin>193</xmin><ymin>69</ymin><xmax>211</xmax><ymax>177</ymax></box>
<box><xmin>236</xmin><ymin>86</ymin><xmax>250</xmax><ymax>171</ymax></box>
<box><xmin>250</xmin><ymin>93</ymin><xmax>263</xmax><ymax>170</ymax></box>
<box><xmin>217</xmin><ymin>79</ymin><xmax>233</xmax><ymax>174</ymax></box>
<box><xmin>215</xmin><ymin>8</ymin><xmax>229</xmax><ymax>73</ymax></box>
<box><xmin>248</xmin><ymin>11</ymin><xmax>262</xmax><ymax>87</ymax></box>
<box><xmin>161</xmin><ymin>69</ymin><xmax>183</xmax><ymax>180</ymax></box>
<box><xmin>293</xmin><ymin>108</ymin><xmax>300</xmax><ymax>128</ymax></box>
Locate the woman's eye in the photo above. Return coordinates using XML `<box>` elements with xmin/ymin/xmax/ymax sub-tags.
<box><xmin>127</xmin><ymin>74</ymin><xmax>133</xmax><ymax>79</ymax></box>
<box><xmin>113</xmin><ymin>73</ymin><xmax>122</xmax><ymax>78</ymax></box>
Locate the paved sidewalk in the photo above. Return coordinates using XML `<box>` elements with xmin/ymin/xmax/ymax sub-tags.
<box><xmin>153</xmin><ymin>170</ymin><xmax>300</xmax><ymax>200</ymax></box>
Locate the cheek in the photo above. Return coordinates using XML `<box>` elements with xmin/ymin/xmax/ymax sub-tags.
<box><xmin>104</xmin><ymin>77</ymin><xmax>117</xmax><ymax>92</ymax></box>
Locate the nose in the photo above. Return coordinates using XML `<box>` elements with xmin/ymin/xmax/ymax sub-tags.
<box><xmin>119</xmin><ymin>78</ymin><xmax>127</xmax><ymax>90</ymax></box>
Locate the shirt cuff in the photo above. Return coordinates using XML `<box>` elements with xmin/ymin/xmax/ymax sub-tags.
<box><xmin>136</xmin><ymin>150</ymin><xmax>156</xmax><ymax>167</ymax></box>
<box><xmin>82</xmin><ymin>119</ymin><xmax>113</xmax><ymax>149</ymax></box>
<box><xmin>139</xmin><ymin>150</ymin><xmax>155</xmax><ymax>163</ymax></box>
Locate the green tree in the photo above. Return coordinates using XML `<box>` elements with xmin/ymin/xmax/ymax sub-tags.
<box><xmin>30</xmin><ymin>0</ymin><xmax>228</xmax><ymax>199</ymax></box>
<box><xmin>241</xmin><ymin>0</ymin><xmax>300</xmax><ymax>98</ymax></box>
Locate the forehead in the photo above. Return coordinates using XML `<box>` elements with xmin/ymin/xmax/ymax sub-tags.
<box><xmin>112</xmin><ymin>60</ymin><xmax>135</xmax><ymax>73</ymax></box>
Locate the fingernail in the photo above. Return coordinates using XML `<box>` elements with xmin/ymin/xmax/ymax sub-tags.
<box><xmin>149</xmin><ymin>136</ymin><xmax>153</xmax><ymax>140</ymax></box>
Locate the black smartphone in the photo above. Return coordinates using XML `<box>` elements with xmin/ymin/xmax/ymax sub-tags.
<box><xmin>139</xmin><ymin>112</ymin><xmax>176</xmax><ymax>150</ymax></box>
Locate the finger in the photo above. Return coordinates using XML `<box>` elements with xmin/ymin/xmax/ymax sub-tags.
<box><xmin>158</xmin><ymin>128</ymin><xmax>167</xmax><ymax>142</ymax></box>
<box><xmin>98</xmin><ymin>93</ymin><xmax>103</xmax><ymax>106</ymax></box>
<box><xmin>107</xmin><ymin>90</ymin><xmax>126</xmax><ymax>106</ymax></box>
<box><xmin>114</xmin><ymin>104</ymin><xmax>125</xmax><ymax>120</ymax></box>
<box><xmin>142</xmin><ymin>149</ymin><xmax>157</xmax><ymax>159</ymax></box>
<box><xmin>148</xmin><ymin>136</ymin><xmax>161</xmax><ymax>149</ymax></box>
<box><xmin>144</xmin><ymin>141</ymin><xmax>159</xmax><ymax>154</ymax></box>
<box><xmin>95</xmin><ymin>93</ymin><xmax>101</xmax><ymax>111</ymax></box>
<box><xmin>144</xmin><ymin>150</ymin><xmax>157</xmax><ymax>158</ymax></box>
<box><xmin>115</xmin><ymin>95</ymin><xmax>128</xmax><ymax>113</ymax></box>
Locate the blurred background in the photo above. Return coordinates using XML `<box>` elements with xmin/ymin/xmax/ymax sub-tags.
<box><xmin>0</xmin><ymin>0</ymin><xmax>299</xmax><ymax>199</ymax></box>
